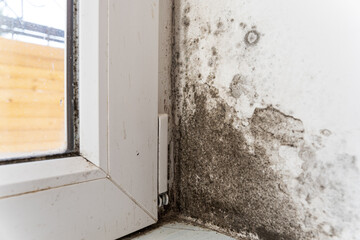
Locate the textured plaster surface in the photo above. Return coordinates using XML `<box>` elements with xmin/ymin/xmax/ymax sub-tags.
<box><xmin>171</xmin><ymin>0</ymin><xmax>360</xmax><ymax>239</ymax></box>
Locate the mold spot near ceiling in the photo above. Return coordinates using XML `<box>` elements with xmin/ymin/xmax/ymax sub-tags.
<box><xmin>244</xmin><ymin>30</ymin><xmax>260</xmax><ymax>46</ymax></box>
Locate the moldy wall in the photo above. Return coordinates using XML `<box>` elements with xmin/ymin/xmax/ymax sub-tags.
<box><xmin>171</xmin><ymin>0</ymin><xmax>360</xmax><ymax>239</ymax></box>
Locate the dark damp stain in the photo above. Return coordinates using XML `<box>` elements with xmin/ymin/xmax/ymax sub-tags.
<box><xmin>200</xmin><ymin>22</ymin><xmax>212</xmax><ymax>35</ymax></box>
<box><xmin>211</xmin><ymin>47</ymin><xmax>218</xmax><ymax>56</ymax></box>
<box><xmin>257</xmin><ymin>227</ymin><xmax>296</xmax><ymax>240</ymax></box>
<box><xmin>172</xmin><ymin>4</ymin><xmax>311</xmax><ymax>238</ymax></box>
<box><xmin>178</xmin><ymin>83</ymin><xmax>309</xmax><ymax>239</ymax></box>
<box><xmin>182</xmin><ymin>16</ymin><xmax>190</xmax><ymax>28</ymax></box>
<box><xmin>209</xmin><ymin>87</ymin><xmax>219</xmax><ymax>98</ymax></box>
<box><xmin>244</xmin><ymin>30</ymin><xmax>260</xmax><ymax>46</ymax></box>
<box><xmin>184</xmin><ymin>5</ymin><xmax>191</xmax><ymax>14</ymax></box>
<box><xmin>206</xmin><ymin>73</ymin><xmax>216</xmax><ymax>84</ymax></box>
<box><xmin>240</xmin><ymin>22</ymin><xmax>247</xmax><ymax>29</ymax></box>
<box><xmin>66</xmin><ymin>0</ymin><xmax>80</xmax><ymax>151</ymax></box>
<box><xmin>214</xmin><ymin>21</ymin><xmax>225</xmax><ymax>36</ymax></box>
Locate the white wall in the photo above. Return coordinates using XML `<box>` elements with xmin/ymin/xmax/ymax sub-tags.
<box><xmin>174</xmin><ymin>0</ymin><xmax>360</xmax><ymax>239</ymax></box>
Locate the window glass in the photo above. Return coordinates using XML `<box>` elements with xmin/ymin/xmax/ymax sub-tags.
<box><xmin>0</xmin><ymin>0</ymin><xmax>70</xmax><ymax>160</ymax></box>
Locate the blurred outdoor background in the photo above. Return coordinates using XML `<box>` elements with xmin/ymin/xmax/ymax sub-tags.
<box><xmin>0</xmin><ymin>0</ymin><xmax>66</xmax><ymax>159</ymax></box>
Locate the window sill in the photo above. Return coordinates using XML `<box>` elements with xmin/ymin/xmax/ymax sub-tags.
<box><xmin>0</xmin><ymin>156</ymin><xmax>106</xmax><ymax>199</ymax></box>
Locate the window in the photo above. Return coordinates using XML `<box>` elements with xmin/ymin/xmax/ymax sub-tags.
<box><xmin>0</xmin><ymin>0</ymin><xmax>75</xmax><ymax>161</ymax></box>
<box><xmin>0</xmin><ymin>1</ymin><xmax>160</xmax><ymax>239</ymax></box>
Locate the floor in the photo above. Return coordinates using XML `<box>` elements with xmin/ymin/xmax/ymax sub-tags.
<box><xmin>122</xmin><ymin>222</ymin><xmax>235</xmax><ymax>240</ymax></box>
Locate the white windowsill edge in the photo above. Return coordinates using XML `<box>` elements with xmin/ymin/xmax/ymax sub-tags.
<box><xmin>0</xmin><ymin>156</ymin><xmax>106</xmax><ymax>199</ymax></box>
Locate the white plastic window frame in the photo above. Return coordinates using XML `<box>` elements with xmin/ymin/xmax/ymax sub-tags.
<box><xmin>0</xmin><ymin>1</ymin><xmax>159</xmax><ymax>239</ymax></box>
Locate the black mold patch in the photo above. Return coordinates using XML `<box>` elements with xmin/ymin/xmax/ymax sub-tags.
<box><xmin>72</xmin><ymin>0</ymin><xmax>80</xmax><ymax>151</ymax></box>
<box><xmin>256</xmin><ymin>227</ymin><xmax>295</xmax><ymax>240</ymax></box>
<box><xmin>211</xmin><ymin>46</ymin><xmax>218</xmax><ymax>56</ymax></box>
<box><xmin>182</xmin><ymin>16</ymin><xmax>190</xmax><ymax>28</ymax></box>
<box><xmin>245</xmin><ymin>30</ymin><xmax>260</xmax><ymax>46</ymax></box>
<box><xmin>214</xmin><ymin>20</ymin><xmax>226</xmax><ymax>36</ymax></box>
<box><xmin>240</xmin><ymin>22</ymin><xmax>247</xmax><ymax>29</ymax></box>
<box><xmin>177</xmin><ymin>84</ymin><xmax>310</xmax><ymax>238</ymax></box>
<box><xmin>172</xmin><ymin>2</ymin><xmax>314</xmax><ymax>239</ymax></box>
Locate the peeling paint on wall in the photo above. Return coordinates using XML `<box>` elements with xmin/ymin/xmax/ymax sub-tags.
<box><xmin>171</xmin><ymin>0</ymin><xmax>360</xmax><ymax>239</ymax></box>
